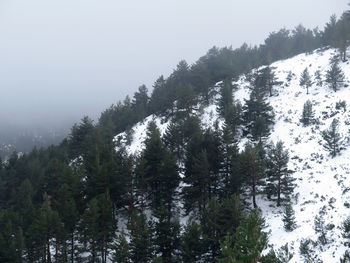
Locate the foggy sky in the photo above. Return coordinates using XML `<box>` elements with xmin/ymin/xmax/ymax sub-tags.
<box><xmin>0</xmin><ymin>0</ymin><xmax>347</xmax><ymax>128</ymax></box>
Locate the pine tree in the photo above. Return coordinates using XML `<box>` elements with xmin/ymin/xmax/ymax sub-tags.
<box><xmin>335</xmin><ymin>13</ymin><xmax>350</xmax><ymax>62</ymax></box>
<box><xmin>314</xmin><ymin>212</ymin><xmax>327</xmax><ymax>245</ymax></box>
<box><xmin>300</xmin><ymin>100</ymin><xmax>314</xmax><ymax>126</ymax></box>
<box><xmin>152</xmin><ymin>206</ymin><xmax>181</xmax><ymax>263</ymax></box>
<box><xmin>299</xmin><ymin>68</ymin><xmax>312</xmax><ymax>94</ymax></box>
<box><xmin>243</xmin><ymin>84</ymin><xmax>274</xmax><ymax>142</ymax></box>
<box><xmin>183</xmin><ymin>148</ymin><xmax>210</xmax><ymax>213</ymax></box>
<box><xmin>266</xmin><ymin>141</ymin><xmax>294</xmax><ymax>206</ymax></box>
<box><xmin>200</xmin><ymin>198</ymin><xmax>222</xmax><ymax>262</ymax></box>
<box><xmin>137</xmin><ymin>121</ymin><xmax>179</xmax><ymax>210</ymax></box>
<box><xmin>111</xmin><ymin>229</ymin><xmax>131</xmax><ymax>263</ymax></box>
<box><xmin>314</xmin><ymin>70</ymin><xmax>323</xmax><ymax>86</ymax></box>
<box><xmin>219</xmin><ymin>123</ymin><xmax>240</xmax><ymax>199</ymax></box>
<box><xmin>128</xmin><ymin>210</ymin><xmax>152</xmax><ymax>263</ymax></box>
<box><xmin>282</xmin><ymin>203</ymin><xmax>296</xmax><ymax>231</ymax></box>
<box><xmin>220</xmin><ymin>211</ymin><xmax>268</xmax><ymax>263</ymax></box>
<box><xmin>80</xmin><ymin>198</ymin><xmax>100</xmax><ymax>263</ymax></box>
<box><xmin>341</xmin><ymin>250</ymin><xmax>350</xmax><ymax>263</ymax></box>
<box><xmin>325</xmin><ymin>61</ymin><xmax>345</xmax><ymax>92</ymax></box>
<box><xmin>217</xmin><ymin>79</ymin><xmax>234</xmax><ymax>122</ymax></box>
<box><xmin>180</xmin><ymin>220</ymin><xmax>203</xmax><ymax>263</ymax></box>
<box><xmin>56</xmin><ymin>184</ymin><xmax>79</xmax><ymax>263</ymax></box>
<box><xmin>28</xmin><ymin>193</ymin><xmax>61</xmax><ymax>263</ymax></box>
<box><xmin>322</xmin><ymin>118</ymin><xmax>345</xmax><ymax>158</ymax></box>
<box><xmin>240</xmin><ymin>144</ymin><xmax>264</xmax><ymax>208</ymax></box>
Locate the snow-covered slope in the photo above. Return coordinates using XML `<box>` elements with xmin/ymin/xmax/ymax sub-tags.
<box><xmin>115</xmin><ymin>47</ymin><xmax>350</xmax><ymax>262</ymax></box>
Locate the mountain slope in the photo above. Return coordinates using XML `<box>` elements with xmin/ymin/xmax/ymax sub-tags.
<box><xmin>115</xmin><ymin>47</ymin><xmax>350</xmax><ymax>262</ymax></box>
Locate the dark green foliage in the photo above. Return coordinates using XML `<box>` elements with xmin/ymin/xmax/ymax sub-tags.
<box><xmin>322</xmin><ymin>118</ymin><xmax>345</xmax><ymax>158</ymax></box>
<box><xmin>80</xmin><ymin>192</ymin><xmax>116</xmax><ymax>263</ymax></box>
<box><xmin>336</xmin><ymin>100</ymin><xmax>347</xmax><ymax>112</ymax></box>
<box><xmin>243</xmin><ymin>81</ymin><xmax>274</xmax><ymax>142</ymax></box>
<box><xmin>0</xmin><ymin>209</ymin><xmax>24</xmax><ymax>263</ymax></box>
<box><xmin>136</xmin><ymin>121</ymin><xmax>179</xmax><ymax>210</ymax></box>
<box><xmin>201</xmin><ymin>196</ymin><xmax>242</xmax><ymax>262</ymax></box>
<box><xmin>314</xmin><ymin>212</ymin><xmax>327</xmax><ymax>246</ymax></box>
<box><xmin>341</xmin><ymin>250</ymin><xmax>350</xmax><ymax>263</ymax></box>
<box><xmin>342</xmin><ymin>217</ymin><xmax>350</xmax><ymax>247</ymax></box>
<box><xmin>151</xmin><ymin>207</ymin><xmax>181</xmax><ymax>263</ymax></box>
<box><xmin>128</xmin><ymin>210</ymin><xmax>152</xmax><ymax>263</ymax></box>
<box><xmin>180</xmin><ymin>220</ymin><xmax>203</xmax><ymax>263</ymax></box>
<box><xmin>132</xmin><ymin>84</ymin><xmax>149</xmax><ymax>121</ymax></box>
<box><xmin>282</xmin><ymin>203</ymin><xmax>296</xmax><ymax>231</ymax></box>
<box><xmin>299</xmin><ymin>238</ymin><xmax>314</xmax><ymax>262</ymax></box>
<box><xmin>183</xmin><ymin>148</ymin><xmax>210</xmax><ymax>213</ymax></box>
<box><xmin>266</xmin><ymin>141</ymin><xmax>294</xmax><ymax>206</ymax></box>
<box><xmin>56</xmin><ymin>183</ymin><xmax>79</xmax><ymax>262</ymax></box>
<box><xmin>240</xmin><ymin>144</ymin><xmax>264</xmax><ymax>208</ymax></box>
<box><xmin>300</xmin><ymin>67</ymin><xmax>312</xmax><ymax>94</ymax></box>
<box><xmin>325</xmin><ymin>61</ymin><xmax>345</xmax><ymax>92</ymax></box>
<box><xmin>335</xmin><ymin>13</ymin><xmax>350</xmax><ymax>61</ymax></box>
<box><xmin>300</xmin><ymin>100</ymin><xmax>314</xmax><ymax>126</ymax></box>
<box><xmin>314</xmin><ymin>70</ymin><xmax>323</xmax><ymax>86</ymax></box>
<box><xmin>111</xmin><ymin>230</ymin><xmax>131</xmax><ymax>263</ymax></box>
<box><xmin>27</xmin><ymin>193</ymin><xmax>61</xmax><ymax>263</ymax></box>
<box><xmin>219</xmin><ymin>211</ymin><xmax>268</xmax><ymax>263</ymax></box>
<box><xmin>260</xmin><ymin>249</ymin><xmax>282</xmax><ymax>263</ymax></box>
<box><xmin>68</xmin><ymin>116</ymin><xmax>95</xmax><ymax>159</ymax></box>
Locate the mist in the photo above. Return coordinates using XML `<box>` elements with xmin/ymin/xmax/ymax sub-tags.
<box><xmin>0</xmin><ymin>0</ymin><xmax>347</xmax><ymax>130</ymax></box>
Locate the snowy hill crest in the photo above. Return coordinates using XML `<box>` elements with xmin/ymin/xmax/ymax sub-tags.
<box><xmin>115</xmin><ymin>47</ymin><xmax>350</xmax><ymax>262</ymax></box>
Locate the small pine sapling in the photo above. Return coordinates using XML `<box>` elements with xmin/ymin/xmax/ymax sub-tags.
<box><xmin>282</xmin><ymin>203</ymin><xmax>296</xmax><ymax>232</ymax></box>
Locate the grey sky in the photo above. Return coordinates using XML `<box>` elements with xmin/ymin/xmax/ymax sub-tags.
<box><xmin>0</xmin><ymin>0</ymin><xmax>347</xmax><ymax>127</ymax></box>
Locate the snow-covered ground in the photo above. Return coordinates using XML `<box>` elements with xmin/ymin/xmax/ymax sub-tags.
<box><xmin>115</xmin><ymin>47</ymin><xmax>350</xmax><ymax>262</ymax></box>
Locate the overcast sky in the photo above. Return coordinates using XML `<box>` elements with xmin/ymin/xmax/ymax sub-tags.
<box><xmin>0</xmin><ymin>0</ymin><xmax>347</xmax><ymax>128</ymax></box>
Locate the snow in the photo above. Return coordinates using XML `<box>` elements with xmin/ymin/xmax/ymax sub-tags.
<box><xmin>114</xmin><ymin>47</ymin><xmax>350</xmax><ymax>262</ymax></box>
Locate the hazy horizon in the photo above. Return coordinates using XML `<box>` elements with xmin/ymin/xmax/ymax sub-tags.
<box><xmin>0</xmin><ymin>0</ymin><xmax>348</xmax><ymax>128</ymax></box>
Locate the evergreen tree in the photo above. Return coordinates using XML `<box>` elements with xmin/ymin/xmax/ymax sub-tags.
<box><xmin>128</xmin><ymin>210</ymin><xmax>152</xmax><ymax>263</ymax></box>
<box><xmin>240</xmin><ymin>144</ymin><xmax>264</xmax><ymax>208</ymax></box>
<box><xmin>314</xmin><ymin>212</ymin><xmax>327</xmax><ymax>245</ymax></box>
<box><xmin>219</xmin><ymin>123</ymin><xmax>240</xmax><ymax>199</ymax></box>
<box><xmin>282</xmin><ymin>203</ymin><xmax>297</xmax><ymax>231</ymax></box>
<box><xmin>299</xmin><ymin>68</ymin><xmax>312</xmax><ymax>94</ymax></box>
<box><xmin>220</xmin><ymin>211</ymin><xmax>268</xmax><ymax>263</ymax></box>
<box><xmin>300</xmin><ymin>100</ymin><xmax>314</xmax><ymax>126</ymax></box>
<box><xmin>180</xmin><ymin>220</ymin><xmax>203</xmax><ymax>263</ymax></box>
<box><xmin>132</xmin><ymin>84</ymin><xmax>149</xmax><ymax>121</ymax></box>
<box><xmin>111</xmin><ymin>229</ymin><xmax>131</xmax><ymax>263</ymax></box>
<box><xmin>80</xmin><ymin>198</ymin><xmax>100</xmax><ymax>263</ymax></box>
<box><xmin>243</xmin><ymin>84</ymin><xmax>274</xmax><ymax>142</ymax></box>
<box><xmin>314</xmin><ymin>70</ymin><xmax>323</xmax><ymax>86</ymax></box>
<box><xmin>56</xmin><ymin>184</ymin><xmax>79</xmax><ymax>263</ymax></box>
<box><xmin>28</xmin><ymin>193</ymin><xmax>61</xmax><ymax>263</ymax></box>
<box><xmin>322</xmin><ymin>118</ymin><xmax>345</xmax><ymax>158</ymax></box>
<box><xmin>217</xmin><ymin>80</ymin><xmax>234</xmax><ymax>122</ymax></box>
<box><xmin>152</xmin><ymin>206</ymin><xmax>181</xmax><ymax>263</ymax></box>
<box><xmin>335</xmin><ymin>13</ymin><xmax>350</xmax><ymax>62</ymax></box>
<box><xmin>200</xmin><ymin>198</ymin><xmax>222</xmax><ymax>262</ymax></box>
<box><xmin>266</xmin><ymin>141</ymin><xmax>294</xmax><ymax>206</ymax></box>
<box><xmin>0</xmin><ymin>209</ymin><xmax>23</xmax><ymax>263</ymax></box>
<box><xmin>341</xmin><ymin>250</ymin><xmax>350</xmax><ymax>263</ymax></box>
<box><xmin>325</xmin><ymin>61</ymin><xmax>345</xmax><ymax>92</ymax></box>
<box><xmin>137</xmin><ymin>121</ymin><xmax>179</xmax><ymax>210</ymax></box>
<box><xmin>183</xmin><ymin>147</ymin><xmax>210</xmax><ymax>213</ymax></box>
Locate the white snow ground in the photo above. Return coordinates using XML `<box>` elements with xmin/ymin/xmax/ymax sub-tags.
<box><xmin>115</xmin><ymin>47</ymin><xmax>350</xmax><ymax>262</ymax></box>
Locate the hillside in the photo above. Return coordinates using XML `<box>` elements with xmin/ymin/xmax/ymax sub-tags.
<box><xmin>115</xmin><ymin>47</ymin><xmax>350</xmax><ymax>262</ymax></box>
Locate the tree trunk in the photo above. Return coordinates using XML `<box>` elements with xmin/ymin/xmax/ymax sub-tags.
<box><xmin>252</xmin><ymin>179</ymin><xmax>257</xmax><ymax>208</ymax></box>
<box><xmin>71</xmin><ymin>232</ymin><xmax>74</xmax><ymax>263</ymax></box>
<box><xmin>277</xmin><ymin>176</ymin><xmax>281</xmax><ymax>207</ymax></box>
